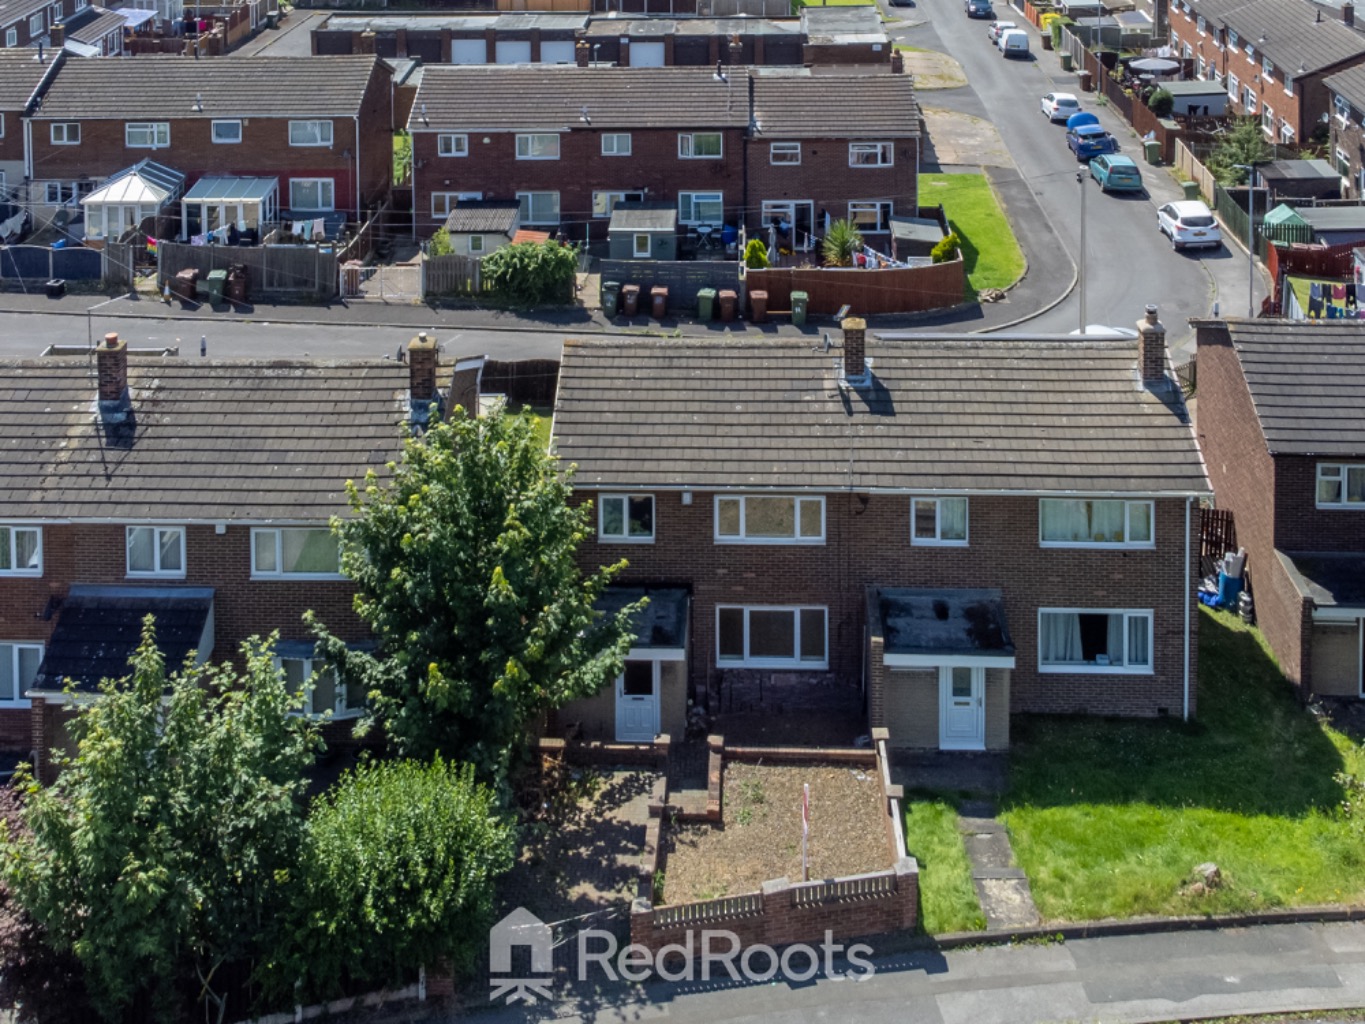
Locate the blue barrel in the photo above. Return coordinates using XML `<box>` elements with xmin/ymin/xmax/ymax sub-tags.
<box><xmin>1217</xmin><ymin>571</ymin><xmax>1243</xmax><ymax>607</ymax></box>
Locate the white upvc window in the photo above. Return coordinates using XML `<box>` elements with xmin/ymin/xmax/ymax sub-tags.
<box><xmin>4</xmin><ymin>28</ymin><xmax>15</xmax><ymax>47</ymax></box>
<box><xmin>468</xmin><ymin>233</ymin><xmax>486</xmax><ymax>254</ymax></box>
<box><xmin>28</xmin><ymin>13</ymin><xmax>42</xmax><ymax>34</ymax></box>
<box><xmin>126</xmin><ymin>525</ymin><xmax>186</xmax><ymax>577</ymax></box>
<box><xmin>430</xmin><ymin>190</ymin><xmax>481</xmax><ymax>219</ymax></box>
<box><xmin>0</xmin><ymin>525</ymin><xmax>41</xmax><ymax>576</ymax></box>
<box><xmin>849</xmin><ymin>141</ymin><xmax>893</xmax><ymax>167</ymax></box>
<box><xmin>632</xmin><ymin>232</ymin><xmax>650</xmax><ymax>257</ymax></box>
<box><xmin>1228</xmin><ymin>73</ymin><xmax>1240</xmax><ymax>102</ymax></box>
<box><xmin>278</xmin><ymin>655</ymin><xmax>364</xmax><ymax>719</ymax></box>
<box><xmin>288</xmin><ymin>120</ymin><xmax>333</xmax><ymax>147</ymax></box>
<box><xmin>1284</xmin><ymin>75</ymin><xmax>1294</xmax><ymax>97</ymax></box>
<box><xmin>289</xmin><ymin>177</ymin><xmax>334</xmax><ymax>211</ymax></box>
<box><xmin>0</xmin><ymin>642</ymin><xmax>42</xmax><ymax>707</ymax></box>
<box><xmin>516</xmin><ymin>190</ymin><xmax>559</xmax><ymax>225</ymax></box>
<box><xmin>1227</xmin><ymin>28</ymin><xmax>1238</xmax><ymax>48</ymax></box>
<box><xmin>50</xmin><ymin>122</ymin><xmax>80</xmax><ymax>145</ymax></box>
<box><xmin>769</xmin><ymin>142</ymin><xmax>801</xmax><ymax>165</ymax></box>
<box><xmin>848</xmin><ymin>200</ymin><xmax>893</xmax><ymax>232</ymax></box>
<box><xmin>251</xmin><ymin>528</ymin><xmax>342</xmax><ymax>578</ymax></box>
<box><xmin>1244</xmin><ymin>86</ymin><xmax>1257</xmax><ymax>115</ymax></box>
<box><xmin>717</xmin><ymin>606</ymin><xmax>828</xmax><ymax>669</ymax></box>
<box><xmin>125</xmin><ymin>122</ymin><xmax>170</xmax><ymax>149</ymax></box>
<box><xmin>601</xmin><ymin>133</ymin><xmax>632</xmax><ymax>156</ymax></box>
<box><xmin>1281</xmin><ymin>121</ymin><xmax>1296</xmax><ymax>144</ymax></box>
<box><xmin>715</xmin><ymin>495</ymin><xmax>824</xmax><ymax>544</ymax></box>
<box><xmin>678</xmin><ymin>191</ymin><xmax>722</xmax><ymax>225</ymax></box>
<box><xmin>598</xmin><ymin>494</ymin><xmax>654</xmax><ymax>542</ymax></box>
<box><xmin>1039</xmin><ymin>498</ymin><xmax>1154</xmax><ymax>548</ymax></box>
<box><xmin>678</xmin><ymin>132</ymin><xmax>722</xmax><ymax>159</ymax></box>
<box><xmin>1317</xmin><ymin>463</ymin><xmax>1365</xmax><ymax>507</ymax></box>
<box><xmin>592</xmin><ymin>189</ymin><xmax>645</xmax><ymax>218</ymax></box>
<box><xmin>515</xmin><ymin>133</ymin><xmax>560</xmax><ymax>160</ymax></box>
<box><xmin>1196</xmin><ymin>14</ymin><xmax>1205</xmax><ymax>33</ymax></box>
<box><xmin>211</xmin><ymin>119</ymin><xmax>242</xmax><ymax>144</ymax></box>
<box><xmin>437</xmin><ymin>133</ymin><xmax>468</xmax><ymax>157</ymax></box>
<box><xmin>1039</xmin><ymin>609</ymin><xmax>1153</xmax><ymax>674</ymax></box>
<box><xmin>1336</xmin><ymin>94</ymin><xmax>1353</xmax><ymax>125</ymax></box>
<box><xmin>911</xmin><ymin>497</ymin><xmax>968</xmax><ymax>546</ymax></box>
<box><xmin>48</xmin><ymin>3</ymin><xmax>59</xmax><ymax>21</ymax></box>
<box><xmin>1262</xmin><ymin>56</ymin><xmax>1273</xmax><ymax>82</ymax></box>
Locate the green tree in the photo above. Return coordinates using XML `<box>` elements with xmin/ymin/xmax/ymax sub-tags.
<box><xmin>427</xmin><ymin>226</ymin><xmax>455</xmax><ymax>257</ymax></box>
<box><xmin>0</xmin><ymin>625</ymin><xmax>320</xmax><ymax>1023</ymax></box>
<box><xmin>1148</xmin><ymin>87</ymin><xmax>1174</xmax><ymax>117</ymax></box>
<box><xmin>482</xmin><ymin>240</ymin><xmax>579</xmax><ymax>306</ymax></box>
<box><xmin>309</xmin><ymin>406</ymin><xmax>640</xmax><ymax>780</ymax></box>
<box><xmin>273</xmin><ymin>757</ymin><xmax>515</xmax><ymax>1001</ymax></box>
<box><xmin>822</xmin><ymin>218</ymin><xmax>864</xmax><ymax>267</ymax></box>
<box><xmin>744</xmin><ymin>238</ymin><xmax>769</xmax><ymax>269</ymax></box>
<box><xmin>1207</xmin><ymin>117</ymin><xmax>1274</xmax><ymax>185</ymax></box>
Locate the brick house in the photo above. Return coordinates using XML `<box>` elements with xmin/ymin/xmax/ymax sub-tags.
<box><xmin>0</xmin><ymin>48</ymin><xmax>62</xmax><ymax>214</ymax></box>
<box><xmin>0</xmin><ymin>0</ymin><xmax>80</xmax><ymax>49</ymax></box>
<box><xmin>1169</xmin><ymin>0</ymin><xmax>1365</xmax><ymax>147</ymax></box>
<box><xmin>0</xmin><ymin>334</ymin><xmax>468</xmax><ymax>778</ymax></box>
<box><xmin>551</xmin><ymin>309</ymin><xmax>1209</xmax><ymax>749</ymax></box>
<box><xmin>25</xmin><ymin>54</ymin><xmax>393</xmax><ymax>224</ymax></box>
<box><xmin>1325</xmin><ymin>64</ymin><xmax>1365</xmax><ymax>196</ymax></box>
<box><xmin>407</xmin><ymin>64</ymin><xmax>918</xmax><ymax>249</ymax></box>
<box><xmin>1195</xmin><ymin>318</ymin><xmax>1365</xmax><ymax>699</ymax></box>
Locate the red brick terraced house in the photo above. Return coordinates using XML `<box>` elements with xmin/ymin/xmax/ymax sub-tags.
<box><xmin>25</xmin><ymin>54</ymin><xmax>393</xmax><ymax>227</ymax></box>
<box><xmin>550</xmin><ymin>309</ymin><xmax>1211</xmax><ymax>750</ymax></box>
<box><xmin>1325</xmin><ymin>63</ymin><xmax>1365</xmax><ymax>196</ymax></box>
<box><xmin>1195</xmin><ymin>318</ymin><xmax>1365</xmax><ymax>699</ymax></box>
<box><xmin>0</xmin><ymin>334</ymin><xmax>471</xmax><ymax>779</ymax></box>
<box><xmin>1169</xmin><ymin>0</ymin><xmax>1365</xmax><ymax>148</ymax></box>
<box><xmin>406</xmin><ymin>64</ymin><xmax>920</xmax><ymax>251</ymax></box>
<box><xmin>0</xmin><ymin>48</ymin><xmax>62</xmax><ymax>213</ymax></box>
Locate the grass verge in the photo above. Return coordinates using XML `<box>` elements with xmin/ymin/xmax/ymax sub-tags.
<box><xmin>1001</xmin><ymin>608</ymin><xmax>1365</xmax><ymax>922</ymax></box>
<box><xmin>903</xmin><ymin>796</ymin><xmax>986</xmax><ymax>934</ymax></box>
<box><xmin>918</xmin><ymin>172</ymin><xmax>1026</xmax><ymax>299</ymax></box>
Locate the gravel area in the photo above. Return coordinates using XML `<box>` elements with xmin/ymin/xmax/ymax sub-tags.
<box><xmin>661</xmin><ymin>762</ymin><xmax>888</xmax><ymax>904</ymax></box>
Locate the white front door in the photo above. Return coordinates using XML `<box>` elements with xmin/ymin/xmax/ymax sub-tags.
<box><xmin>615</xmin><ymin>660</ymin><xmax>659</xmax><ymax>742</ymax></box>
<box><xmin>939</xmin><ymin>665</ymin><xmax>985</xmax><ymax>750</ymax></box>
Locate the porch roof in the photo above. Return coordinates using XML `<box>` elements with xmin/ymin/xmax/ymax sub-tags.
<box><xmin>609</xmin><ymin>202</ymin><xmax>676</xmax><ymax>233</ymax></box>
<box><xmin>597</xmin><ymin>586</ymin><xmax>689</xmax><ymax>651</ymax></box>
<box><xmin>82</xmin><ymin>159</ymin><xmax>186</xmax><ymax>207</ymax></box>
<box><xmin>182</xmin><ymin>176</ymin><xmax>279</xmax><ymax>205</ymax></box>
<box><xmin>870</xmin><ymin>587</ymin><xmax>1015</xmax><ymax>667</ymax></box>
<box><xmin>1278</xmin><ymin>551</ymin><xmax>1365</xmax><ymax>612</ymax></box>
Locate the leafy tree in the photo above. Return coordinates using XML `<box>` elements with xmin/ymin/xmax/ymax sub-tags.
<box><xmin>427</xmin><ymin>226</ymin><xmax>455</xmax><ymax>257</ymax></box>
<box><xmin>482</xmin><ymin>240</ymin><xmax>579</xmax><ymax>306</ymax></box>
<box><xmin>931</xmin><ymin>230</ymin><xmax>962</xmax><ymax>264</ymax></box>
<box><xmin>1207</xmin><ymin>117</ymin><xmax>1274</xmax><ymax>185</ymax></box>
<box><xmin>1</xmin><ymin>625</ymin><xmax>321</xmax><ymax>1024</ymax></box>
<box><xmin>272</xmin><ymin>757</ymin><xmax>515</xmax><ymax>1002</ymax></box>
<box><xmin>1148</xmin><ymin>87</ymin><xmax>1174</xmax><ymax>117</ymax></box>
<box><xmin>743</xmin><ymin>238</ymin><xmax>769</xmax><ymax>269</ymax></box>
<box><xmin>822</xmin><ymin>218</ymin><xmax>864</xmax><ymax>267</ymax></box>
<box><xmin>309</xmin><ymin>406</ymin><xmax>640</xmax><ymax>781</ymax></box>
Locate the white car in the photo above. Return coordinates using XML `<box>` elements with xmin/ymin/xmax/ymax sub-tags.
<box><xmin>988</xmin><ymin>19</ymin><xmax>1016</xmax><ymax>43</ymax></box>
<box><xmin>1041</xmin><ymin>92</ymin><xmax>1081</xmax><ymax>122</ymax></box>
<box><xmin>1157</xmin><ymin>200</ymin><xmax>1223</xmax><ymax>251</ymax></box>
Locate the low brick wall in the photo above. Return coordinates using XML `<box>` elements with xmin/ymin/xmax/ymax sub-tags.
<box><xmin>634</xmin><ymin>730</ymin><xmax>916</xmax><ymax>954</ymax></box>
<box><xmin>537</xmin><ymin>733</ymin><xmax>671</xmax><ymax>769</ymax></box>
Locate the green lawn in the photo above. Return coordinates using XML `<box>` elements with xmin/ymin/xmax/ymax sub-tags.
<box><xmin>903</xmin><ymin>797</ymin><xmax>986</xmax><ymax>934</ymax></box>
<box><xmin>919</xmin><ymin>173</ymin><xmax>1026</xmax><ymax>299</ymax></box>
<box><xmin>1001</xmin><ymin>608</ymin><xmax>1365</xmax><ymax>922</ymax></box>
<box><xmin>513</xmin><ymin>403</ymin><xmax>553</xmax><ymax>449</ymax></box>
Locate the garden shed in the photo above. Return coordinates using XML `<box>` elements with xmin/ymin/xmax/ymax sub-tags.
<box><xmin>608</xmin><ymin>202</ymin><xmax>677</xmax><ymax>260</ymax></box>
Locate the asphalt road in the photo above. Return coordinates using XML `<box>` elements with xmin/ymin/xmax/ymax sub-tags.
<box><xmin>891</xmin><ymin>0</ymin><xmax>1265</xmax><ymax>355</ymax></box>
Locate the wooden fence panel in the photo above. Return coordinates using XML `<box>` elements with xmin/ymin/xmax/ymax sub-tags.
<box><xmin>157</xmin><ymin>242</ymin><xmax>336</xmax><ymax>299</ymax></box>
<box><xmin>746</xmin><ymin>260</ymin><xmax>964</xmax><ymax>316</ymax></box>
<box><xmin>483</xmin><ymin>359</ymin><xmax>559</xmax><ymax>407</ymax></box>
<box><xmin>1175</xmin><ymin>140</ymin><xmax>1217</xmax><ymax>203</ymax></box>
<box><xmin>422</xmin><ymin>253</ymin><xmax>485</xmax><ymax>296</ymax></box>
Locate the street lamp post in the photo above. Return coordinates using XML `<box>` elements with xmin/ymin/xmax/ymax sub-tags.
<box><xmin>1076</xmin><ymin>168</ymin><xmax>1088</xmax><ymax>331</ymax></box>
<box><xmin>1233</xmin><ymin>162</ymin><xmax>1256</xmax><ymax>317</ymax></box>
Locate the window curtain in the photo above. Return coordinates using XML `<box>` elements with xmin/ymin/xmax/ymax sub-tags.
<box><xmin>1106</xmin><ymin>614</ymin><xmax>1126</xmax><ymax>666</ymax></box>
<box><xmin>1041</xmin><ymin>500</ymin><xmax>1091</xmax><ymax>542</ymax></box>
<box><xmin>1127</xmin><ymin>616</ymin><xmax>1151</xmax><ymax>667</ymax></box>
<box><xmin>1090</xmin><ymin>501</ymin><xmax>1125</xmax><ymax>543</ymax></box>
<box><xmin>1041</xmin><ymin>613</ymin><xmax>1083</xmax><ymax>663</ymax></box>
<box><xmin>940</xmin><ymin>498</ymin><xmax>967</xmax><ymax>539</ymax></box>
<box><xmin>14</xmin><ymin>530</ymin><xmax>39</xmax><ymax>570</ymax></box>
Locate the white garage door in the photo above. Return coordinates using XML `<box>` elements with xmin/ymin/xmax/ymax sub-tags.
<box><xmin>540</xmin><ymin>40</ymin><xmax>575</xmax><ymax>64</ymax></box>
<box><xmin>496</xmin><ymin>40</ymin><xmax>532</xmax><ymax>64</ymax></box>
<box><xmin>450</xmin><ymin>39</ymin><xmax>486</xmax><ymax>64</ymax></box>
<box><xmin>630</xmin><ymin>41</ymin><xmax>665</xmax><ymax>66</ymax></box>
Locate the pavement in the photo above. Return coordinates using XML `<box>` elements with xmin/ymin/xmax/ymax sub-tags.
<box><xmin>451</xmin><ymin>920</ymin><xmax>1365</xmax><ymax>1024</ymax></box>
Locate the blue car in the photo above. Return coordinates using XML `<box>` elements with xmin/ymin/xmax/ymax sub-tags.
<box><xmin>1065</xmin><ymin>111</ymin><xmax>1099</xmax><ymax>131</ymax></box>
<box><xmin>1067</xmin><ymin>124</ymin><xmax>1118</xmax><ymax>160</ymax></box>
<box><xmin>1089</xmin><ymin>154</ymin><xmax>1144</xmax><ymax>192</ymax></box>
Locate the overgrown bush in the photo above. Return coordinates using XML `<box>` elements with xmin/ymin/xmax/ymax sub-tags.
<box><xmin>744</xmin><ymin>238</ymin><xmax>769</xmax><ymax>269</ymax></box>
<box><xmin>1148</xmin><ymin>87</ymin><xmax>1174</xmax><ymax>117</ymax></box>
<box><xmin>1206</xmin><ymin>117</ymin><xmax>1274</xmax><ymax>185</ymax></box>
<box><xmin>931</xmin><ymin>231</ymin><xmax>962</xmax><ymax>264</ymax></box>
<box><xmin>427</xmin><ymin>227</ymin><xmax>455</xmax><ymax>257</ymax></box>
<box><xmin>821</xmin><ymin>218</ymin><xmax>863</xmax><ymax>267</ymax></box>
<box><xmin>482</xmin><ymin>240</ymin><xmax>579</xmax><ymax>306</ymax></box>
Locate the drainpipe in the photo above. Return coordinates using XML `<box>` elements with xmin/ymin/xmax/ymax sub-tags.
<box><xmin>1183</xmin><ymin>495</ymin><xmax>1192</xmax><ymax>721</ymax></box>
<box><xmin>354</xmin><ymin>113</ymin><xmax>362</xmax><ymax>223</ymax></box>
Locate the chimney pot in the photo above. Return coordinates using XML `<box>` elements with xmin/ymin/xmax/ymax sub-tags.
<box><xmin>1136</xmin><ymin>305</ymin><xmax>1168</xmax><ymax>384</ymax></box>
<box><xmin>842</xmin><ymin>316</ymin><xmax>868</xmax><ymax>380</ymax></box>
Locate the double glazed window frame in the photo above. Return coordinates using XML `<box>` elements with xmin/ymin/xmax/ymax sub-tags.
<box><xmin>515</xmin><ymin>133</ymin><xmax>561</xmax><ymax>160</ymax></box>
<box><xmin>0</xmin><ymin>641</ymin><xmax>42</xmax><ymax>707</ymax></box>
<box><xmin>289</xmin><ymin>177</ymin><xmax>335</xmax><ymax>212</ymax></box>
<box><xmin>716</xmin><ymin>605</ymin><xmax>829</xmax><ymax>669</ymax></box>
<box><xmin>601</xmin><ymin>133</ymin><xmax>632</xmax><ymax>156</ymax></box>
<box><xmin>849</xmin><ymin>141</ymin><xmax>893</xmax><ymax>167</ymax></box>
<box><xmin>50</xmin><ymin>122</ymin><xmax>80</xmax><ymax>146</ymax></box>
<box><xmin>125</xmin><ymin>121</ymin><xmax>170</xmax><ymax>149</ymax></box>
<box><xmin>598</xmin><ymin>493</ymin><xmax>655</xmax><ymax>543</ymax></box>
<box><xmin>250</xmin><ymin>527</ymin><xmax>343</xmax><ymax>579</ymax></box>
<box><xmin>1037</xmin><ymin>608</ymin><xmax>1154</xmax><ymax>675</ymax></box>
<box><xmin>1038</xmin><ymin>498</ymin><xmax>1155</xmax><ymax>549</ymax></box>
<box><xmin>437</xmin><ymin>133</ymin><xmax>469</xmax><ymax>157</ymax></box>
<box><xmin>126</xmin><ymin>525</ymin><xmax>186</xmax><ymax>578</ymax></box>
<box><xmin>714</xmin><ymin>494</ymin><xmax>825</xmax><ymax>544</ymax></box>
<box><xmin>276</xmin><ymin>654</ymin><xmax>364</xmax><ymax>719</ymax></box>
<box><xmin>910</xmin><ymin>496</ymin><xmax>969</xmax><ymax>547</ymax></box>
<box><xmin>516</xmin><ymin>190</ymin><xmax>560</xmax><ymax>225</ymax></box>
<box><xmin>769</xmin><ymin>142</ymin><xmax>801</xmax><ymax>165</ymax></box>
<box><xmin>211</xmin><ymin>119</ymin><xmax>242</xmax><ymax>144</ymax></box>
<box><xmin>1317</xmin><ymin>462</ymin><xmax>1365</xmax><ymax>508</ymax></box>
<box><xmin>0</xmin><ymin>524</ymin><xmax>41</xmax><ymax>576</ymax></box>
<box><xmin>678</xmin><ymin>132</ymin><xmax>723</xmax><ymax>159</ymax></box>
<box><xmin>288</xmin><ymin>120</ymin><xmax>334</xmax><ymax>147</ymax></box>
<box><xmin>678</xmin><ymin>191</ymin><xmax>723</xmax><ymax>226</ymax></box>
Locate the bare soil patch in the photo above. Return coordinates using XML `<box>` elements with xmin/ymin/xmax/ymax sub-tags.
<box><xmin>662</xmin><ymin>762</ymin><xmax>887</xmax><ymax>904</ymax></box>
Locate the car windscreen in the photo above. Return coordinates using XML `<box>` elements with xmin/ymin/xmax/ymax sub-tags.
<box><xmin>1181</xmin><ymin>215</ymin><xmax>1215</xmax><ymax>227</ymax></box>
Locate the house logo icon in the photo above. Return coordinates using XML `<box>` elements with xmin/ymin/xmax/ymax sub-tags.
<box><xmin>488</xmin><ymin>907</ymin><xmax>554</xmax><ymax>1004</ymax></box>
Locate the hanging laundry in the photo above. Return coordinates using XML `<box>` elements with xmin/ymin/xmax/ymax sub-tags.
<box><xmin>1347</xmin><ymin>284</ymin><xmax>1357</xmax><ymax>311</ymax></box>
<box><xmin>313</xmin><ymin>221</ymin><xmax>326</xmax><ymax>240</ymax></box>
<box><xmin>1310</xmin><ymin>281</ymin><xmax>1324</xmax><ymax>301</ymax></box>
<box><xmin>1333</xmin><ymin>284</ymin><xmax>1347</xmax><ymax>301</ymax></box>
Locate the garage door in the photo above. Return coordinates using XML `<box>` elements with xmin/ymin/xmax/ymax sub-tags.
<box><xmin>496</xmin><ymin>40</ymin><xmax>532</xmax><ymax>64</ymax></box>
<box><xmin>1313</xmin><ymin>620</ymin><xmax>1363</xmax><ymax>697</ymax></box>
<box><xmin>450</xmin><ymin>39</ymin><xmax>486</xmax><ymax>64</ymax></box>
<box><xmin>541</xmin><ymin>40</ymin><xmax>575</xmax><ymax>63</ymax></box>
<box><xmin>630</xmin><ymin>41</ymin><xmax>665</xmax><ymax>66</ymax></box>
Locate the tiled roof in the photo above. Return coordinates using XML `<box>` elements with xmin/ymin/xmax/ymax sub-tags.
<box><xmin>1222</xmin><ymin>319</ymin><xmax>1365</xmax><ymax>455</ymax></box>
<box><xmin>0</xmin><ymin>359</ymin><xmax>411</xmax><ymax>521</ymax></box>
<box><xmin>753</xmin><ymin>73</ymin><xmax>919</xmax><ymax>138</ymax></box>
<box><xmin>67</xmin><ymin>8</ymin><xmax>127</xmax><ymax>43</ymax></box>
<box><xmin>1325</xmin><ymin>62</ymin><xmax>1365</xmax><ymax>107</ymax></box>
<box><xmin>443</xmin><ymin>199</ymin><xmax>520</xmax><ymax>234</ymax></box>
<box><xmin>552</xmin><ymin>336</ymin><xmax>1209</xmax><ymax>495</ymax></box>
<box><xmin>32</xmin><ymin>54</ymin><xmax>383</xmax><ymax>119</ymax></box>
<box><xmin>0</xmin><ymin>48</ymin><xmax>56</xmax><ymax>111</ymax></box>
<box><xmin>1189</xmin><ymin>0</ymin><xmax>1365</xmax><ymax>75</ymax></box>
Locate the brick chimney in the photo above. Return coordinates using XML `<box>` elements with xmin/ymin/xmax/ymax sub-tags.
<box><xmin>49</xmin><ymin>23</ymin><xmax>64</xmax><ymax>47</ymax></box>
<box><xmin>408</xmin><ymin>331</ymin><xmax>442</xmax><ymax>428</ymax></box>
<box><xmin>1344</xmin><ymin>2</ymin><xmax>1355</xmax><ymax>27</ymax></box>
<box><xmin>450</xmin><ymin>355</ymin><xmax>486</xmax><ymax>417</ymax></box>
<box><xmin>890</xmin><ymin>49</ymin><xmax>904</xmax><ymax>74</ymax></box>
<box><xmin>575</xmin><ymin>38</ymin><xmax>590</xmax><ymax>67</ymax></box>
<box><xmin>97</xmin><ymin>331</ymin><xmax>132</xmax><ymax>423</ymax></box>
<box><xmin>1136</xmin><ymin>304</ymin><xmax>1168</xmax><ymax>385</ymax></box>
<box><xmin>842</xmin><ymin>316</ymin><xmax>868</xmax><ymax>380</ymax></box>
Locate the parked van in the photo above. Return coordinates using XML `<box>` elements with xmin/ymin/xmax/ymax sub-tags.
<box><xmin>1000</xmin><ymin>29</ymin><xmax>1030</xmax><ymax>57</ymax></box>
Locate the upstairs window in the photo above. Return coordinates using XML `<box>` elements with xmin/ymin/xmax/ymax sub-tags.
<box><xmin>601</xmin><ymin>133</ymin><xmax>632</xmax><ymax>156</ymax></box>
<box><xmin>515</xmin><ymin>133</ymin><xmax>560</xmax><ymax>160</ymax></box>
<box><xmin>911</xmin><ymin>497</ymin><xmax>968</xmax><ymax>546</ymax></box>
<box><xmin>679</xmin><ymin>132</ymin><xmax>723</xmax><ymax>159</ymax></box>
<box><xmin>0</xmin><ymin>525</ymin><xmax>40</xmax><ymax>576</ymax></box>
<box><xmin>288</xmin><ymin>120</ymin><xmax>333</xmax><ymax>147</ymax></box>
<box><xmin>770</xmin><ymin>142</ymin><xmax>801</xmax><ymax>165</ymax></box>
<box><xmin>125</xmin><ymin>122</ymin><xmax>170</xmax><ymax>149</ymax></box>
<box><xmin>849</xmin><ymin>142</ymin><xmax>893</xmax><ymax>167</ymax></box>
<box><xmin>126</xmin><ymin>525</ymin><xmax>185</xmax><ymax>577</ymax></box>
<box><xmin>715</xmin><ymin>495</ymin><xmax>824</xmax><ymax>544</ymax></box>
<box><xmin>251</xmin><ymin>528</ymin><xmax>342</xmax><ymax>577</ymax></box>
<box><xmin>1317</xmin><ymin>463</ymin><xmax>1365</xmax><ymax>507</ymax></box>
<box><xmin>211</xmin><ymin>119</ymin><xmax>242</xmax><ymax>144</ymax></box>
<box><xmin>50</xmin><ymin>122</ymin><xmax>80</xmax><ymax>145</ymax></box>
<box><xmin>599</xmin><ymin>494</ymin><xmax>654</xmax><ymax>542</ymax></box>
<box><xmin>1039</xmin><ymin>499</ymin><xmax>1154</xmax><ymax>547</ymax></box>
<box><xmin>437</xmin><ymin>133</ymin><xmax>468</xmax><ymax>157</ymax></box>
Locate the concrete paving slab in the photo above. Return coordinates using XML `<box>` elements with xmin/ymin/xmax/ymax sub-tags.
<box><xmin>964</xmin><ymin>831</ymin><xmax>1015</xmax><ymax>870</ymax></box>
<box><xmin>936</xmin><ymin>943</ymin><xmax>1076</xmax><ymax>982</ymax></box>
<box><xmin>1322</xmin><ymin>922</ymin><xmax>1365</xmax><ymax>953</ymax></box>
<box><xmin>936</xmin><ymin>979</ymin><xmax>1093</xmax><ymax>1024</ymax></box>
<box><xmin>1066</xmin><ymin>924</ymin><xmax>1319</xmax><ymax>968</ymax></box>
<box><xmin>1084</xmin><ymin>964</ymin><xmax>1345</xmax><ymax>1005</ymax></box>
<box><xmin>977</xmin><ymin>878</ymin><xmax>1043</xmax><ymax>930</ymax></box>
